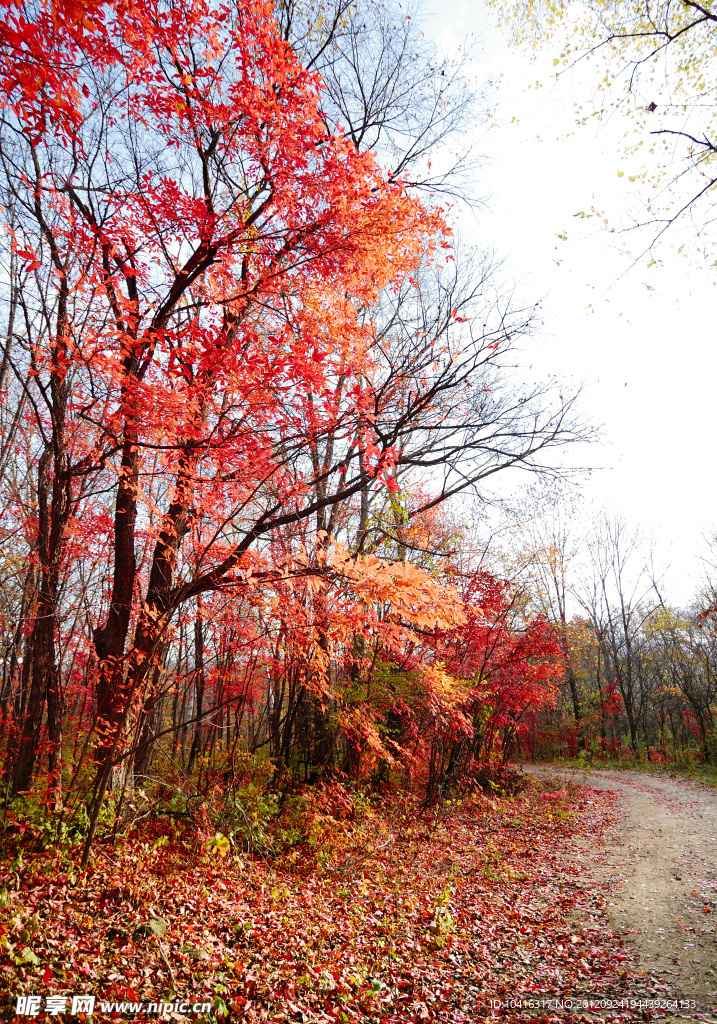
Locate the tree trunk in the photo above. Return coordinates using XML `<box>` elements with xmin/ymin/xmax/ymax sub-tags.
<box><xmin>565</xmin><ymin>662</ymin><xmax>583</xmax><ymax>748</ymax></box>
<box><xmin>188</xmin><ymin>601</ymin><xmax>205</xmax><ymax>773</ymax></box>
<box><xmin>93</xmin><ymin>439</ymin><xmax>138</xmax><ymax>760</ymax></box>
<box><xmin>11</xmin><ymin>438</ymin><xmax>67</xmax><ymax>798</ymax></box>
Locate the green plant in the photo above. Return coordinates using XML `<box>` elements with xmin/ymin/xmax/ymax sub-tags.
<box><xmin>218</xmin><ymin>783</ymin><xmax>279</xmax><ymax>853</ymax></box>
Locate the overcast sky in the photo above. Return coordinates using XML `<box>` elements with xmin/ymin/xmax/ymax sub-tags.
<box><xmin>422</xmin><ymin>0</ymin><xmax>717</xmax><ymax>605</ymax></box>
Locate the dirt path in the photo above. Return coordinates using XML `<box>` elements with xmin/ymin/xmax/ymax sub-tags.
<box><xmin>523</xmin><ymin>766</ymin><xmax>717</xmax><ymax>1017</ymax></box>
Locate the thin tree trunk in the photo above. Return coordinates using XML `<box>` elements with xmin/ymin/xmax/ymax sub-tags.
<box><xmin>188</xmin><ymin>597</ymin><xmax>205</xmax><ymax>773</ymax></box>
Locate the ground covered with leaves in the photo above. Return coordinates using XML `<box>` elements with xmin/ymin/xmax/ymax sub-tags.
<box><xmin>1</xmin><ymin>776</ymin><xmax>676</xmax><ymax>1022</ymax></box>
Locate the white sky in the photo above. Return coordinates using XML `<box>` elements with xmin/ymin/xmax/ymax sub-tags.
<box><xmin>422</xmin><ymin>0</ymin><xmax>717</xmax><ymax>606</ymax></box>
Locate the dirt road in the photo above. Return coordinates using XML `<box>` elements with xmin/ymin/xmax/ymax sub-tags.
<box><xmin>524</xmin><ymin>767</ymin><xmax>717</xmax><ymax>1017</ymax></box>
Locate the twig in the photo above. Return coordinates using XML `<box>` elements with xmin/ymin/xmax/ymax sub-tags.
<box><xmin>95</xmin><ymin>846</ymin><xmax>120</xmax><ymax>869</ymax></box>
<box><xmin>158</xmin><ymin>939</ymin><xmax>177</xmax><ymax>989</ymax></box>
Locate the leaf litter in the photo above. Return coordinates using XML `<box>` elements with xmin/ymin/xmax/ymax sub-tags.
<box><xmin>0</xmin><ymin>777</ymin><xmax>679</xmax><ymax>1022</ymax></box>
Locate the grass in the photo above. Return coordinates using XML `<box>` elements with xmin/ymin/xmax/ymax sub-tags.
<box><xmin>530</xmin><ymin>753</ymin><xmax>717</xmax><ymax>787</ymax></box>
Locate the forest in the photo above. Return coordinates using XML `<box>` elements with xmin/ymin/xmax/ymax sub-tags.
<box><xmin>1</xmin><ymin>0</ymin><xmax>716</xmax><ymax>1020</ymax></box>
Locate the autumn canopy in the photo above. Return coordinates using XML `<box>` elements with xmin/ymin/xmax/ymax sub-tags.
<box><xmin>0</xmin><ymin>0</ymin><xmax>566</xmax><ymax>853</ymax></box>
